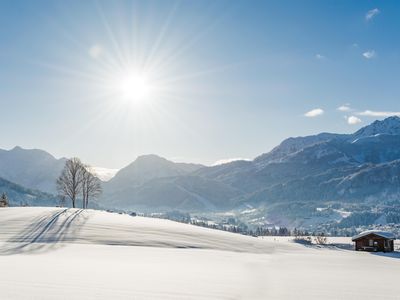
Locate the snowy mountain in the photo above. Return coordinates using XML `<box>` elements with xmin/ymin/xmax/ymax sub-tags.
<box><xmin>101</xmin><ymin>155</ymin><xmax>241</xmax><ymax>211</ymax></box>
<box><xmin>106</xmin><ymin>154</ymin><xmax>203</xmax><ymax>190</ymax></box>
<box><xmin>254</xmin><ymin>116</ymin><xmax>400</xmax><ymax>167</ymax></box>
<box><xmin>2</xmin><ymin>117</ymin><xmax>400</xmax><ymax>216</ymax></box>
<box><xmin>101</xmin><ymin>116</ymin><xmax>400</xmax><ymax>213</ymax></box>
<box><xmin>352</xmin><ymin>116</ymin><xmax>400</xmax><ymax>139</ymax></box>
<box><xmin>0</xmin><ymin>146</ymin><xmax>66</xmax><ymax>193</ymax></box>
<box><xmin>254</xmin><ymin>132</ymin><xmax>346</xmax><ymax>167</ymax></box>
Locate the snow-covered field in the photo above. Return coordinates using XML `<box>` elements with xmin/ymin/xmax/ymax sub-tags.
<box><xmin>0</xmin><ymin>208</ymin><xmax>400</xmax><ymax>299</ymax></box>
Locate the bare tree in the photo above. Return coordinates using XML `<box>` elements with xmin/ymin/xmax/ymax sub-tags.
<box><xmin>0</xmin><ymin>192</ymin><xmax>8</xmax><ymax>207</ymax></box>
<box><xmin>56</xmin><ymin>158</ymin><xmax>83</xmax><ymax>208</ymax></box>
<box><xmin>314</xmin><ymin>233</ymin><xmax>328</xmax><ymax>245</ymax></box>
<box><xmin>81</xmin><ymin>165</ymin><xmax>102</xmax><ymax>209</ymax></box>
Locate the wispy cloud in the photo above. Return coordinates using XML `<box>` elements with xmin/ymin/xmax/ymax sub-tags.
<box><xmin>365</xmin><ymin>8</ymin><xmax>380</xmax><ymax>21</ymax></box>
<box><xmin>363</xmin><ymin>50</ymin><xmax>376</xmax><ymax>59</ymax></box>
<box><xmin>213</xmin><ymin>158</ymin><xmax>250</xmax><ymax>166</ymax></box>
<box><xmin>304</xmin><ymin>108</ymin><xmax>324</xmax><ymax>117</ymax></box>
<box><xmin>347</xmin><ymin>116</ymin><xmax>362</xmax><ymax>125</ymax></box>
<box><xmin>89</xmin><ymin>44</ymin><xmax>103</xmax><ymax>59</ymax></box>
<box><xmin>315</xmin><ymin>54</ymin><xmax>325</xmax><ymax>60</ymax></box>
<box><xmin>337</xmin><ymin>105</ymin><xmax>351</xmax><ymax>112</ymax></box>
<box><xmin>357</xmin><ymin>110</ymin><xmax>400</xmax><ymax>117</ymax></box>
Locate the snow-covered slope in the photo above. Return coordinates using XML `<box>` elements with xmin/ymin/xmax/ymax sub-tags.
<box><xmin>0</xmin><ymin>177</ymin><xmax>56</xmax><ymax>206</ymax></box>
<box><xmin>0</xmin><ymin>207</ymin><xmax>266</xmax><ymax>253</ymax></box>
<box><xmin>254</xmin><ymin>132</ymin><xmax>346</xmax><ymax>167</ymax></box>
<box><xmin>1</xmin><ymin>207</ymin><xmax>400</xmax><ymax>300</ymax></box>
<box><xmin>352</xmin><ymin>116</ymin><xmax>400</xmax><ymax>139</ymax></box>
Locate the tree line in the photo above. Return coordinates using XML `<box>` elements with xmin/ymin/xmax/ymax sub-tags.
<box><xmin>56</xmin><ymin>157</ymin><xmax>102</xmax><ymax>209</ymax></box>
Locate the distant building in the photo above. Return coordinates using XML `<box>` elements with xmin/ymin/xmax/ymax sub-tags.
<box><xmin>0</xmin><ymin>192</ymin><xmax>8</xmax><ymax>207</ymax></box>
<box><xmin>352</xmin><ymin>230</ymin><xmax>395</xmax><ymax>252</ymax></box>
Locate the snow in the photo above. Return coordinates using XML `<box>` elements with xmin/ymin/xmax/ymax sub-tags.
<box><xmin>334</xmin><ymin>208</ymin><xmax>352</xmax><ymax>218</ymax></box>
<box><xmin>213</xmin><ymin>158</ymin><xmax>251</xmax><ymax>166</ymax></box>
<box><xmin>91</xmin><ymin>167</ymin><xmax>119</xmax><ymax>181</ymax></box>
<box><xmin>240</xmin><ymin>208</ymin><xmax>257</xmax><ymax>214</ymax></box>
<box><xmin>353</xmin><ymin>116</ymin><xmax>400</xmax><ymax>139</ymax></box>
<box><xmin>351</xmin><ymin>230</ymin><xmax>396</xmax><ymax>241</ymax></box>
<box><xmin>0</xmin><ymin>207</ymin><xmax>266</xmax><ymax>253</ymax></box>
<box><xmin>1</xmin><ymin>207</ymin><xmax>400</xmax><ymax>299</ymax></box>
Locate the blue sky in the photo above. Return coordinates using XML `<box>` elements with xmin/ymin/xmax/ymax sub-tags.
<box><xmin>1</xmin><ymin>0</ymin><xmax>399</xmax><ymax>168</ymax></box>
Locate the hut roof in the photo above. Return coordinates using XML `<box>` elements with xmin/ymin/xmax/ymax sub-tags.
<box><xmin>352</xmin><ymin>230</ymin><xmax>395</xmax><ymax>241</ymax></box>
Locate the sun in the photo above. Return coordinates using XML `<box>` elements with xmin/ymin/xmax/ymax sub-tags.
<box><xmin>116</xmin><ymin>72</ymin><xmax>153</xmax><ymax>105</ymax></box>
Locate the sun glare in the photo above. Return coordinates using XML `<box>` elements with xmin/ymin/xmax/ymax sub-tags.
<box><xmin>116</xmin><ymin>73</ymin><xmax>153</xmax><ymax>104</ymax></box>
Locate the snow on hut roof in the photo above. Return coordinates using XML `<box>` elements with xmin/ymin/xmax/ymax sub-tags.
<box><xmin>352</xmin><ymin>230</ymin><xmax>396</xmax><ymax>241</ymax></box>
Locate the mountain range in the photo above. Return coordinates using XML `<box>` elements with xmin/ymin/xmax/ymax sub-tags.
<box><xmin>100</xmin><ymin>116</ymin><xmax>400</xmax><ymax>213</ymax></box>
<box><xmin>1</xmin><ymin>117</ymin><xmax>400</xmax><ymax>219</ymax></box>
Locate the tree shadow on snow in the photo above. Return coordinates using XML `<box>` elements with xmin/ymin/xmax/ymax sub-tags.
<box><xmin>371</xmin><ymin>251</ymin><xmax>400</xmax><ymax>260</ymax></box>
<box><xmin>293</xmin><ymin>239</ymin><xmax>353</xmax><ymax>251</ymax></box>
<box><xmin>0</xmin><ymin>208</ymin><xmax>89</xmax><ymax>255</ymax></box>
<box><xmin>293</xmin><ymin>240</ymin><xmax>400</xmax><ymax>259</ymax></box>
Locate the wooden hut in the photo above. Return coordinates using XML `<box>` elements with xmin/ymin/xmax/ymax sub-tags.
<box><xmin>352</xmin><ymin>230</ymin><xmax>395</xmax><ymax>252</ymax></box>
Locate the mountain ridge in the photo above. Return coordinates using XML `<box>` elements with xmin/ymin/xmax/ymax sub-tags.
<box><xmin>101</xmin><ymin>116</ymin><xmax>400</xmax><ymax>212</ymax></box>
<box><xmin>0</xmin><ymin>146</ymin><xmax>67</xmax><ymax>193</ymax></box>
<box><xmin>2</xmin><ymin>117</ymin><xmax>400</xmax><ymax>216</ymax></box>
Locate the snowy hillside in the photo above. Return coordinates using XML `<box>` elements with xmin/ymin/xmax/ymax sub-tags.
<box><xmin>1</xmin><ymin>207</ymin><xmax>400</xmax><ymax>299</ymax></box>
<box><xmin>0</xmin><ymin>207</ymin><xmax>265</xmax><ymax>253</ymax></box>
<box><xmin>0</xmin><ymin>177</ymin><xmax>56</xmax><ymax>206</ymax></box>
<box><xmin>253</xmin><ymin>132</ymin><xmax>346</xmax><ymax>167</ymax></box>
<box><xmin>352</xmin><ymin>116</ymin><xmax>400</xmax><ymax>139</ymax></box>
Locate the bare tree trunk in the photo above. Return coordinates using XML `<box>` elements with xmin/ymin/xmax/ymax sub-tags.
<box><xmin>82</xmin><ymin>181</ymin><xmax>86</xmax><ymax>209</ymax></box>
<box><xmin>56</xmin><ymin>158</ymin><xmax>84</xmax><ymax>208</ymax></box>
<box><xmin>81</xmin><ymin>165</ymin><xmax>102</xmax><ymax>209</ymax></box>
